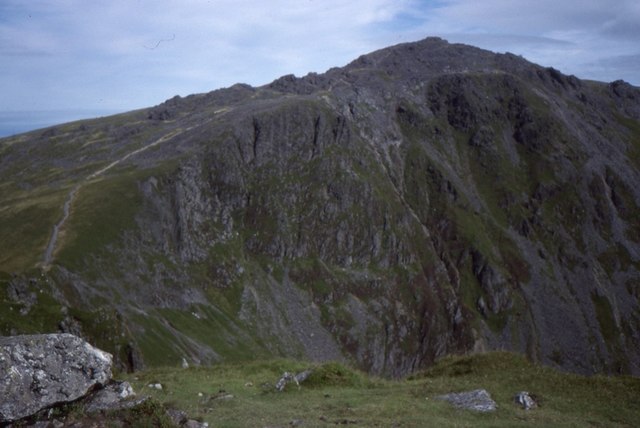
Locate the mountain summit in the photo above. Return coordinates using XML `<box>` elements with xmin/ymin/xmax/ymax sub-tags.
<box><xmin>1</xmin><ymin>37</ymin><xmax>639</xmax><ymax>376</ymax></box>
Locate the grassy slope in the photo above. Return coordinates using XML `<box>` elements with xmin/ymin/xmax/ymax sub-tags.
<box><xmin>0</xmin><ymin>112</ymin><xmax>152</xmax><ymax>273</ymax></box>
<box><xmin>123</xmin><ymin>352</ymin><xmax>640</xmax><ymax>427</ymax></box>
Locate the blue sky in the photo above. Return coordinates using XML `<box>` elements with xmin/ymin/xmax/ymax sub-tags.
<box><xmin>1</xmin><ymin>0</ymin><xmax>639</xmax><ymax>135</ymax></box>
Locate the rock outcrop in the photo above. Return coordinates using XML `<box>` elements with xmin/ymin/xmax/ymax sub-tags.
<box><xmin>0</xmin><ymin>333</ymin><xmax>112</xmax><ymax>423</ymax></box>
<box><xmin>514</xmin><ymin>391</ymin><xmax>538</xmax><ymax>410</ymax></box>
<box><xmin>275</xmin><ymin>370</ymin><xmax>313</xmax><ymax>391</ymax></box>
<box><xmin>436</xmin><ymin>389</ymin><xmax>497</xmax><ymax>412</ymax></box>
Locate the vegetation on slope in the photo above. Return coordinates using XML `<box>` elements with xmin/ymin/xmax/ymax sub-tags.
<box><xmin>122</xmin><ymin>352</ymin><xmax>640</xmax><ymax>427</ymax></box>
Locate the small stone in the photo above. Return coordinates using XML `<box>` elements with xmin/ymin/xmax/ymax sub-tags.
<box><xmin>276</xmin><ymin>371</ymin><xmax>294</xmax><ymax>391</ymax></box>
<box><xmin>184</xmin><ymin>419</ymin><xmax>208</xmax><ymax>428</ymax></box>
<box><xmin>275</xmin><ymin>369</ymin><xmax>313</xmax><ymax>391</ymax></box>
<box><xmin>166</xmin><ymin>408</ymin><xmax>189</xmax><ymax>426</ymax></box>
<box><xmin>514</xmin><ymin>391</ymin><xmax>538</xmax><ymax>410</ymax></box>
<box><xmin>294</xmin><ymin>370</ymin><xmax>312</xmax><ymax>384</ymax></box>
<box><xmin>212</xmin><ymin>392</ymin><xmax>234</xmax><ymax>400</ymax></box>
<box><xmin>83</xmin><ymin>380</ymin><xmax>138</xmax><ymax>413</ymax></box>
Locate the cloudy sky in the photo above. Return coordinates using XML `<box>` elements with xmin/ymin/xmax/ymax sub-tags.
<box><xmin>1</xmin><ymin>0</ymin><xmax>639</xmax><ymax>135</ymax></box>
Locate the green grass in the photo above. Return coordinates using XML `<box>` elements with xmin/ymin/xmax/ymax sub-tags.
<box><xmin>128</xmin><ymin>313</ymin><xmax>187</xmax><ymax>367</ymax></box>
<box><xmin>55</xmin><ymin>170</ymin><xmax>145</xmax><ymax>270</ymax></box>
<box><xmin>156</xmin><ymin>305</ymin><xmax>268</xmax><ymax>360</ymax></box>
<box><xmin>0</xmin><ymin>273</ymin><xmax>133</xmax><ymax>366</ymax></box>
<box><xmin>129</xmin><ymin>304</ymin><xmax>270</xmax><ymax>368</ymax></box>
<box><xmin>0</xmin><ymin>186</ymin><xmax>70</xmax><ymax>272</ymax></box>
<box><xmin>0</xmin><ymin>109</ymin><xmax>184</xmax><ymax>273</ymax></box>
<box><xmin>47</xmin><ymin>397</ymin><xmax>176</xmax><ymax>427</ymax></box>
<box><xmin>0</xmin><ymin>278</ymin><xmax>65</xmax><ymax>335</ymax></box>
<box><xmin>123</xmin><ymin>352</ymin><xmax>640</xmax><ymax>427</ymax></box>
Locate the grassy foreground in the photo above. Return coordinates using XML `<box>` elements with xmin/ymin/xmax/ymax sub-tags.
<box><xmin>121</xmin><ymin>352</ymin><xmax>640</xmax><ymax>427</ymax></box>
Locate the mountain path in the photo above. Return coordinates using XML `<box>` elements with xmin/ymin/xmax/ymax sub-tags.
<box><xmin>41</xmin><ymin>122</ymin><xmax>207</xmax><ymax>269</ymax></box>
<box><xmin>42</xmin><ymin>185</ymin><xmax>80</xmax><ymax>266</ymax></box>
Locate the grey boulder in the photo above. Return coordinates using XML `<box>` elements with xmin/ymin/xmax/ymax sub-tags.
<box><xmin>514</xmin><ymin>391</ymin><xmax>538</xmax><ymax>410</ymax></box>
<box><xmin>436</xmin><ymin>389</ymin><xmax>497</xmax><ymax>412</ymax></box>
<box><xmin>0</xmin><ymin>333</ymin><xmax>113</xmax><ymax>423</ymax></box>
<box><xmin>275</xmin><ymin>370</ymin><xmax>313</xmax><ymax>391</ymax></box>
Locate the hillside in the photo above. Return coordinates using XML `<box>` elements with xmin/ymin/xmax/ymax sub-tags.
<box><xmin>1</xmin><ymin>37</ymin><xmax>639</xmax><ymax>377</ymax></box>
<box><xmin>122</xmin><ymin>352</ymin><xmax>640</xmax><ymax>427</ymax></box>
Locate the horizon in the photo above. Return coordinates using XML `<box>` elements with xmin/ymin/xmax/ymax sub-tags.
<box><xmin>0</xmin><ymin>109</ymin><xmax>124</xmax><ymax>138</ymax></box>
<box><xmin>1</xmin><ymin>0</ymin><xmax>638</xmax><ymax>138</ymax></box>
<box><xmin>2</xmin><ymin>37</ymin><xmax>638</xmax><ymax>138</ymax></box>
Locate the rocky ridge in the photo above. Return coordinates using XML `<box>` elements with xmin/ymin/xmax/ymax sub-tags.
<box><xmin>0</xmin><ymin>37</ymin><xmax>639</xmax><ymax>377</ymax></box>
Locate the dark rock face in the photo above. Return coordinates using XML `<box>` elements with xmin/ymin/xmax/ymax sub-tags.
<box><xmin>1</xmin><ymin>37</ymin><xmax>639</xmax><ymax>377</ymax></box>
<box><xmin>0</xmin><ymin>334</ymin><xmax>112</xmax><ymax>423</ymax></box>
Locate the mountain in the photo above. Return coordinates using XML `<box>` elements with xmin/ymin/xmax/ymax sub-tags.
<box><xmin>1</xmin><ymin>37</ymin><xmax>639</xmax><ymax>377</ymax></box>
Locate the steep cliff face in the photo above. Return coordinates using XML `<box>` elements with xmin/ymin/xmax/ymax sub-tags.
<box><xmin>1</xmin><ymin>38</ymin><xmax>639</xmax><ymax>376</ymax></box>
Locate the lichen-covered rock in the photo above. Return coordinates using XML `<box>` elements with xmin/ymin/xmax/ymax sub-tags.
<box><xmin>0</xmin><ymin>333</ymin><xmax>112</xmax><ymax>423</ymax></box>
<box><xmin>275</xmin><ymin>370</ymin><xmax>313</xmax><ymax>391</ymax></box>
<box><xmin>183</xmin><ymin>420</ymin><xmax>209</xmax><ymax>428</ymax></box>
<box><xmin>436</xmin><ymin>389</ymin><xmax>497</xmax><ymax>412</ymax></box>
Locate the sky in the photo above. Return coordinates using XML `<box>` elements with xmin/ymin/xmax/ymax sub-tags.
<box><xmin>1</xmin><ymin>0</ymin><xmax>639</xmax><ymax>136</ymax></box>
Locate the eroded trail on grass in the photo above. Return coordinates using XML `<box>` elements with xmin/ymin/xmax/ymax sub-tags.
<box><xmin>41</xmin><ymin>125</ymin><xmax>203</xmax><ymax>269</ymax></box>
<box><xmin>42</xmin><ymin>184</ymin><xmax>80</xmax><ymax>266</ymax></box>
<box><xmin>86</xmin><ymin>129</ymin><xmax>183</xmax><ymax>179</ymax></box>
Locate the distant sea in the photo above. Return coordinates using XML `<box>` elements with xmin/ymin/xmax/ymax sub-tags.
<box><xmin>0</xmin><ymin>109</ymin><xmax>122</xmax><ymax>138</ymax></box>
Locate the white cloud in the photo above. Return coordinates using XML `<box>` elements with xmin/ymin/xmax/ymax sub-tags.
<box><xmin>0</xmin><ymin>0</ymin><xmax>417</xmax><ymax>111</ymax></box>
<box><xmin>0</xmin><ymin>0</ymin><xmax>638</xmax><ymax>116</ymax></box>
<box><xmin>403</xmin><ymin>0</ymin><xmax>640</xmax><ymax>83</ymax></box>
<box><xmin>418</xmin><ymin>0</ymin><xmax>640</xmax><ymax>36</ymax></box>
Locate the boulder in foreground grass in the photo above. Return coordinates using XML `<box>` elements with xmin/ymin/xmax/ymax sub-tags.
<box><xmin>436</xmin><ymin>389</ymin><xmax>497</xmax><ymax>412</ymax></box>
<box><xmin>514</xmin><ymin>391</ymin><xmax>538</xmax><ymax>410</ymax></box>
<box><xmin>0</xmin><ymin>333</ymin><xmax>112</xmax><ymax>423</ymax></box>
